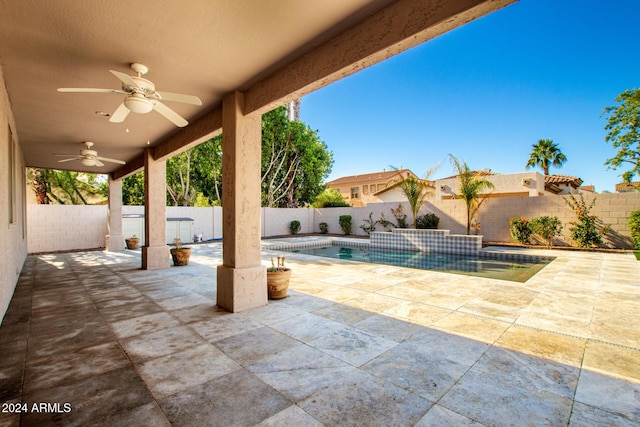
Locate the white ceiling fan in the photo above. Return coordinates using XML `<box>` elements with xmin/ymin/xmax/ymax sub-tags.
<box><xmin>57</xmin><ymin>63</ymin><xmax>202</xmax><ymax>127</ymax></box>
<box><xmin>54</xmin><ymin>142</ymin><xmax>126</xmax><ymax>167</ymax></box>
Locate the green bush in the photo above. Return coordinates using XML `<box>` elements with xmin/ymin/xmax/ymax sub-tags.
<box><xmin>629</xmin><ymin>211</ymin><xmax>640</xmax><ymax>249</ymax></box>
<box><xmin>339</xmin><ymin>215</ymin><xmax>352</xmax><ymax>235</ymax></box>
<box><xmin>564</xmin><ymin>194</ymin><xmax>608</xmax><ymax>248</ymax></box>
<box><xmin>319</xmin><ymin>222</ymin><xmax>329</xmax><ymax>234</ymax></box>
<box><xmin>509</xmin><ymin>217</ymin><xmax>533</xmax><ymax>244</ymax></box>
<box><xmin>323</xmin><ymin>201</ymin><xmax>351</xmax><ymax>208</ymax></box>
<box><xmin>416</xmin><ymin>213</ymin><xmax>439</xmax><ymax>229</ymax></box>
<box><xmin>530</xmin><ymin>216</ymin><xmax>563</xmax><ymax>247</ymax></box>
<box><xmin>289</xmin><ymin>220</ymin><xmax>301</xmax><ymax>235</ymax></box>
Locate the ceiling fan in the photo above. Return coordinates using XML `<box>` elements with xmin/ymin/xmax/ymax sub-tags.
<box><xmin>54</xmin><ymin>142</ymin><xmax>126</xmax><ymax>167</ymax></box>
<box><xmin>57</xmin><ymin>63</ymin><xmax>202</xmax><ymax>127</ymax></box>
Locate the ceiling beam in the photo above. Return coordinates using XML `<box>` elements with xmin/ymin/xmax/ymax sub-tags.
<box><xmin>111</xmin><ymin>107</ymin><xmax>223</xmax><ymax>180</ymax></box>
<box><xmin>244</xmin><ymin>0</ymin><xmax>517</xmax><ymax>116</ymax></box>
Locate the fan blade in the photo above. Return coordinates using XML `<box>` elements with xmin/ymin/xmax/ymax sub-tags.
<box><xmin>56</xmin><ymin>157</ymin><xmax>81</xmax><ymax>163</ymax></box>
<box><xmin>156</xmin><ymin>91</ymin><xmax>202</xmax><ymax>105</ymax></box>
<box><xmin>152</xmin><ymin>101</ymin><xmax>188</xmax><ymax>127</ymax></box>
<box><xmin>96</xmin><ymin>156</ymin><xmax>126</xmax><ymax>165</ymax></box>
<box><xmin>109</xmin><ymin>70</ymin><xmax>139</xmax><ymax>88</ymax></box>
<box><xmin>94</xmin><ymin>159</ymin><xmax>105</xmax><ymax>167</ymax></box>
<box><xmin>58</xmin><ymin>87</ymin><xmax>126</xmax><ymax>94</ymax></box>
<box><xmin>109</xmin><ymin>103</ymin><xmax>130</xmax><ymax>123</ymax></box>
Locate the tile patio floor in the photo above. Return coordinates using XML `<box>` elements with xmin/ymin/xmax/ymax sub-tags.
<box><xmin>1</xmin><ymin>240</ymin><xmax>639</xmax><ymax>426</ymax></box>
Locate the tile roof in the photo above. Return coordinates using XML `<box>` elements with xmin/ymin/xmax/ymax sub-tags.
<box><xmin>437</xmin><ymin>170</ymin><xmax>496</xmax><ymax>181</ymax></box>
<box><xmin>615</xmin><ymin>182</ymin><xmax>640</xmax><ymax>192</ymax></box>
<box><xmin>544</xmin><ymin>174</ymin><xmax>583</xmax><ymax>187</ymax></box>
<box><xmin>327</xmin><ymin>169</ymin><xmax>415</xmax><ymax>186</ymax></box>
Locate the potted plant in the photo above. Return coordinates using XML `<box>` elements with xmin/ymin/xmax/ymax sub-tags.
<box><xmin>267</xmin><ymin>256</ymin><xmax>291</xmax><ymax>299</ymax></box>
<box><xmin>170</xmin><ymin>238</ymin><xmax>191</xmax><ymax>266</ymax></box>
<box><xmin>125</xmin><ymin>234</ymin><xmax>140</xmax><ymax>249</ymax></box>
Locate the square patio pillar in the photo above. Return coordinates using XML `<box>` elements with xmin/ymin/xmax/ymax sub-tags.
<box><xmin>217</xmin><ymin>91</ymin><xmax>267</xmax><ymax>312</ymax></box>
<box><xmin>105</xmin><ymin>175</ymin><xmax>124</xmax><ymax>251</ymax></box>
<box><xmin>142</xmin><ymin>148</ymin><xmax>170</xmax><ymax>270</ymax></box>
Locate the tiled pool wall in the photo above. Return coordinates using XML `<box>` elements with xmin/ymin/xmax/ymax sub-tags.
<box><xmin>371</xmin><ymin>229</ymin><xmax>482</xmax><ymax>255</ymax></box>
<box><xmin>264</xmin><ymin>237</ymin><xmax>369</xmax><ymax>252</ymax></box>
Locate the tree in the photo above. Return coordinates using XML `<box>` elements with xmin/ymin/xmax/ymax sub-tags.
<box><xmin>312</xmin><ymin>189</ymin><xmax>348</xmax><ymax>208</ymax></box>
<box><xmin>122</xmin><ymin>171</ymin><xmax>145</xmax><ymax>205</ymax></box>
<box><xmin>166</xmin><ymin>148</ymin><xmax>196</xmax><ymax>206</ymax></box>
<box><xmin>261</xmin><ymin>106</ymin><xmax>332</xmax><ymax>207</ymax></box>
<box><xmin>28</xmin><ymin>168</ymin><xmax>107</xmax><ymax>204</ymax></box>
<box><xmin>449</xmin><ymin>154</ymin><xmax>495</xmax><ymax>235</ymax></box>
<box><xmin>525</xmin><ymin>139</ymin><xmax>567</xmax><ymax>175</ymax></box>
<box><xmin>191</xmin><ymin>136</ymin><xmax>223</xmax><ymax>205</ymax></box>
<box><xmin>392</xmin><ymin>165</ymin><xmax>438</xmax><ymax>228</ymax></box>
<box><xmin>602</xmin><ymin>88</ymin><xmax>640</xmax><ymax>184</ymax></box>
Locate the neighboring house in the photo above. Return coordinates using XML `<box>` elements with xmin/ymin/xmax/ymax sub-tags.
<box><xmin>435</xmin><ymin>171</ymin><xmax>585</xmax><ymax>200</ymax></box>
<box><xmin>374</xmin><ymin>180</ymin><xmax>436</xmax><ymax>204</ymax></box>
<box><xmin>326</xmin><ymin>169</ymin><xmax>416</xmax><ymax>207</ymax></box>
<box><xmin>615</xmin><ymin>182</ymin><xmax>640</xmax><ymax>193</ymax></box>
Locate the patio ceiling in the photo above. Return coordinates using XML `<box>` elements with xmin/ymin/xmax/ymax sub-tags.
<box><xmin>0</xmin><ymin>0</ymin><xmax>516</xmax><ymax>177</ymax></box>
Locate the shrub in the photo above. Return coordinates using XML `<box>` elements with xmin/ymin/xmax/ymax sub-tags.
<box><xmin>339</xmin><ymin>215</ymin><xmax>352</xmax><ymax>235</ymax></box>
<box><xmin>323</xmin><ymin>201</ymin><xmax>351</xmax><ymax>208</ymax></box>
<box><xmin>509</xmin><ymin>217</ymin><xmax>533</xmax><ymax>244</ymax></box>
<box><xmin>391</xmin><ymin>204</ymin><xmax>408</xmax><ymax>228</ymax></box>
<box><xmin>530</xmin><ymin>216</ymin><xmax>563</xmax><ymax>247</ymax></box>
<box><xmin>289</xmin><ymin>220</ymin><xmax>301</xmax><ymax>235</ymax></box>
<box><xmin>564</xmin><ymin>194</ymin><xmax>609</xmax><ymax>248</ymax></box>
<box><xmin>319</xmin><ymin>222</ymin><xmax>329</xmax><ymax>234</ymax></box>
<box><xmin>416</xmin><ymin>213</ymin><xmax>439</xmax><ymax>229</ymax></box>
<box><xmin>629</xmin><ymin>211</ymin><xmax>640</xmax><ymax>249</ymax></box>
<box><xmin>359</xmin><ymin>213</ymin><xmax>376</xmax><ymax>235</ymax></box>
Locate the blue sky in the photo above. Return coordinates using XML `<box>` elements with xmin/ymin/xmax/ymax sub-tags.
<box><xmin>299</xmin><ymin>0</ymin><xmax>640</xmax><ymax>192</ymax></box>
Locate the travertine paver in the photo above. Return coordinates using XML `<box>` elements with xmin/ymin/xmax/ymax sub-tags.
<box><xmin>0</xmin><ymin>241</ymin><xmax>639</xmax><ymax>426</ymax></box>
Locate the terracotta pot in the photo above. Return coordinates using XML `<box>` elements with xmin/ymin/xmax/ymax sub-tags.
<box><xmin>125</xmin><ymin>238</ymin><xmax>139</xmax><ymax>249</ymax></box>
<box><xmin>267</xmin><ymin>268</ymin><xmax>291</xmax><ymax>299</ymax></box>
<box><xmin>170</xmin><ymin>247</ymin><xmax>191</xmax><ymax>266</ymax></box>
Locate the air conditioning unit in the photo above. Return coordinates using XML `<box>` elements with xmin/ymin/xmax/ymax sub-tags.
<box><xmin>521</xmin><ymin>178</ymin><xmax>531</xmax><ymax>186</ymax></box>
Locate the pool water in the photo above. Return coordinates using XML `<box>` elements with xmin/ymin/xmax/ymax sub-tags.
<box><xmin>287</xmin><ymin>245</ymin><xmax>554</xmax><ymax>282</ymax></box>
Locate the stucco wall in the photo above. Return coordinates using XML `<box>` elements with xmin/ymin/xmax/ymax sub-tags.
<box><xmin>28</xmin><ymin>205</ymin><xmax>108</xmax><ymax>253</ymax></box>
<box><xmin>0</xmin><ymin>65</ymin><xmax>28</xmax><ymax>323</ymax></box>
<box><xmin>436</xmin><ymin>171</ymin><xmax>544</xmax><ymax>199</ymax></box>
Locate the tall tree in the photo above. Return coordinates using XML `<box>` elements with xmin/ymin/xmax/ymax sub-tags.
<box><xmin>191</xmin><ymin>136</ymin><xmax>223</xmax><ymax>205</ymax></box>
<box><xmin>602</xmin><ymin>88</ymin><xmax>640</xmax><ymax>184</ymax></box>
<box><xmin>166</xmin><ymin>148</ymin><xmax>196</xmax><ymax>206</ymax></box>
<box><xmin>525</xmin><ymin>139</ymin><xmax>567</xmax><ymax>175</ymax></box>
<box><xmin>261</xmin><ymin>106</ymin><xmax>332</xmax><ymax>207</ymax></box>
<box><xmin>449</xmin><ymin>154</ymin><xmax>495</xmax><ymax>235</ymax></box>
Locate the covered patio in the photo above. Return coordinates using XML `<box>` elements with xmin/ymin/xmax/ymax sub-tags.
<box><xmin>2</xmin><ymin>243</ymin><xmax>639</xmax><ymax>425</ymax></box>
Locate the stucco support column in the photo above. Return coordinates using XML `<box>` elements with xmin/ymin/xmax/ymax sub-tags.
<box><xmin>105</xmin><ymin>175</ymin><xmax>124</xmax><ymax>251</ymax></box>
<box><xmin>217</xmin><ymin>91</ymin><xmax>267</xmax><ymax>312</ymax></box>
<box><xmin>142</xmin><ymin>148</ymin><xmax>170</xmax><ymax>270</ymax></box>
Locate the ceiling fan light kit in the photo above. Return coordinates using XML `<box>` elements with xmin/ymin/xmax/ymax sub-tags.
<box><xmin>124</xmin><ymin>94</ymin><xmax>154</xmax><ymax>114</ymax></box>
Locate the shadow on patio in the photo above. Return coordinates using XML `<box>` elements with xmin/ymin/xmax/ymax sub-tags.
<box><xmin>1</xmin><ymin>243</ymin><xmax>639</xmax><ymax>426</ymax></box>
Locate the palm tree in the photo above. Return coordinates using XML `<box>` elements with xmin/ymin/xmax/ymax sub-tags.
<box><xmin>526</xmin><ymin>139</ymin><xmax>567</xmax><ymax>175</ymax></box>
<box><xmin>449</xmin><ymin>154</ymin><xmax>495</xmax><ymax>235</ymax></box>
<box><xmin>394</xmin><ymin>164</ymin><xmax>438</xmax><ymax>228</ymax></box>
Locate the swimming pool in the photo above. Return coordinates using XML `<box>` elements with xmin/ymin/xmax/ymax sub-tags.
<box><xmin>286</xmin><ymin>245</ymin><xmax>554</xmax><ymax>282</ymax></box>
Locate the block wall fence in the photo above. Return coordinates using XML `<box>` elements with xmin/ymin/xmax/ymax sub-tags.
<box><xmin>26</xmin><ymin>192</ymin><xmax>640</xmax><ymax>253</ymax></box>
